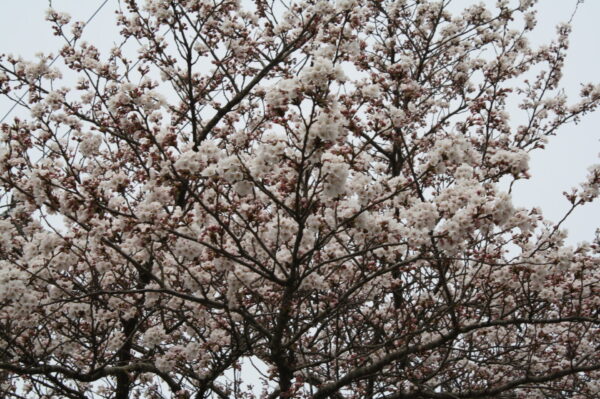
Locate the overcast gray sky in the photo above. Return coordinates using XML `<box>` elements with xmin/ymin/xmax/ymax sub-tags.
<box><xmin>1</xmin><ymin>0</ymin><xmax>598</xmax><ymax>244</ymax></box>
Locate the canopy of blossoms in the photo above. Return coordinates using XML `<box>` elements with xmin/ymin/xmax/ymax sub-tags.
<box><xmin>0</xmin><ymin>0</ymin><xmax>598</xmax><ymax>398</ymax></box>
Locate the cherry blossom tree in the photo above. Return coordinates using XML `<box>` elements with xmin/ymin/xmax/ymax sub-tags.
<box><xmin>0</xmin><ymin>0</ymin><xmax>599</xmax><ymax>398</ymax></box>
